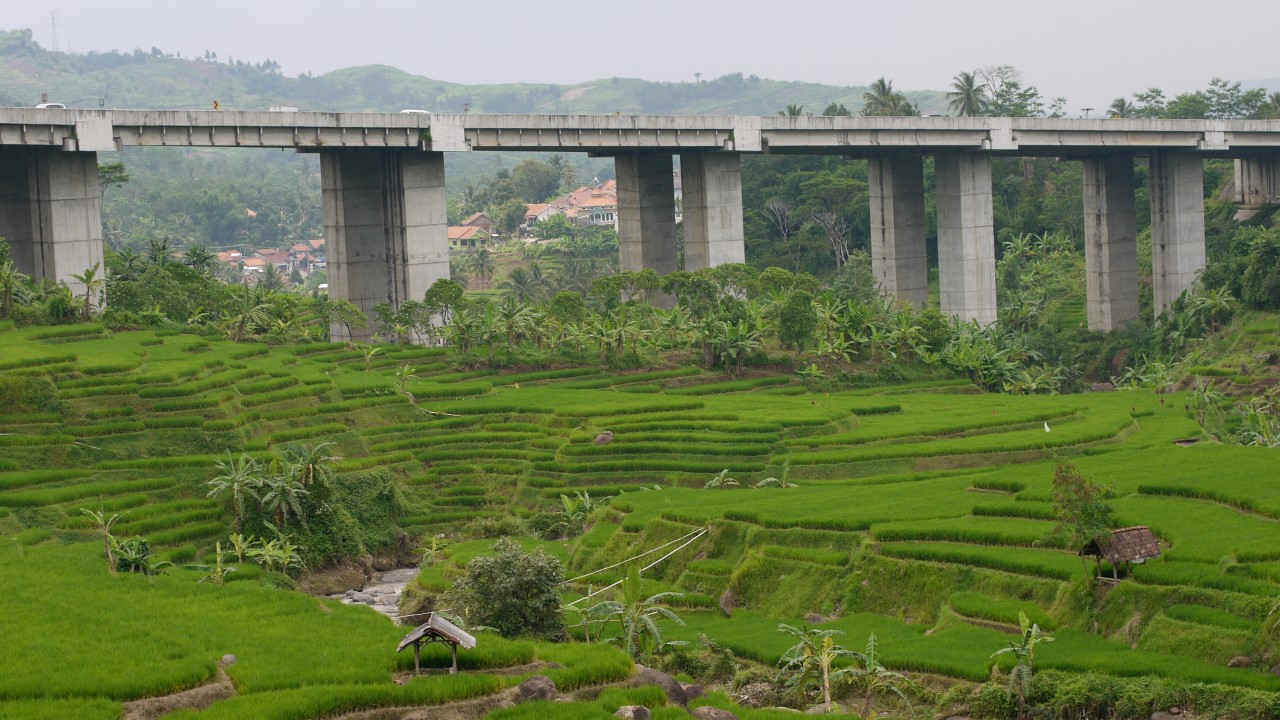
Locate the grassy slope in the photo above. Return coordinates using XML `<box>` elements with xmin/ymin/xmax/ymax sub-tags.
<box><xmin>1</xmin><ymin>322</ymin><xmax>1279</xmax><ymax>717</ymax></box>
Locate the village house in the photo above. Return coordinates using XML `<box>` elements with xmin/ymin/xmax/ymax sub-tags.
<box><xmin>448</xmin><ymin>226</ymin><xmax>491</xmax><ymax>249</ymax></box>
<box><xmin>461</xmin><ymin>212</ymin><xmax>496</xmax><ymax>234</ymax></box>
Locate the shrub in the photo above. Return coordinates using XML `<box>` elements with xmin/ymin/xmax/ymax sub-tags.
<box><xmin>443</xmin><ymin>538</ymin><xmax>567</xmax><ymax>640</ymax></box>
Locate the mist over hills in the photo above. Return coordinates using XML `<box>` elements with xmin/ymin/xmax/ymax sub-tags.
<box><xmin>0</xmin><ymin>27</ymin><xmax>947</xmax><ymax>115</ymax></box>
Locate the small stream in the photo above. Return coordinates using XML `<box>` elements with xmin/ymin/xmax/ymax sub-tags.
<box><xmin>328</xmin><ymin>567</ymin><xmax>419</xmax><ymax>623</ymax></box>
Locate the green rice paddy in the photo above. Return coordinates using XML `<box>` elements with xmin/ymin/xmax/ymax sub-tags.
<box><xmin>1</xmin><ymin>321</ymin><xmax>1278</xmax><ymax>717</ymax></box>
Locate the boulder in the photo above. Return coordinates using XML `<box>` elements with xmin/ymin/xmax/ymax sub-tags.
<box><xmin>628</xmin><ymin>666</ymin><xmax>688</xmax><ymax>706</ymax></box>
<box><xmin>614</xmin><ymin>707</ymin><xmax>651</xmax><ymax>720</ymax></box>
<box><xmin>691</xmin><ymin>708</ymin><xmax>738</xmax><ymax>720</ymax></box>
<box><xmin>594</xmin><ymin>431</ymin><xmax>614</xmax><ymax>445</ymax></box>
<box><xmin>1227</xmin><ymin>655</ymin><xmax>1252</xmax><ymax>668</ymax></box>
<box><xmin>1090</xmin><ymin>382</ymin><xmax>1116</xmax><ymax>392</ymax></box>
<box><xmin>681</xmin><ymin>683</ymin><xmax>705</xmax><ymax>700</ymax></box>
<box><xmin>219</xmin><ymin>654</ymin><xmax>237</xmax><ymax>666</ymax></box>
<box><xmin>1151</xmin><ymin>713</ymin><xmax>1179</xmax><ymax>720</ymax></box>
<box><xmin>514</xmin><ymin>675</ymin><xmax>557</xmax><ymax>703</ymax></box>
<box><xmin>349</xmin><ymin>591</ymin><xmax>376</xmax><ymax>604</ymax></box>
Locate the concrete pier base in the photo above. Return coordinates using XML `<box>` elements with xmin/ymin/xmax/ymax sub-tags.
<box><xmin>1149</xmin><ymin>151</ymin><xmax>1206</xmax><ymax>315</ymax></box>
<box><xmin>1081</xmin><ymin>156</ymin><xmax>1140</xmax><ymax>332</ymax></box>
<box><xmin>0</xmin><ymin>147</ymin><xmax>104</xmax><ymax>301</ymax></box>
<box><xmin>616</xmin><ymin>154</ymin><xmax>677</xmax><ymax>275</ymax></box>
<box><xmin>935</xmin><ymin>151</ymin><xmax>996</xmax><ymax>324</ymax></box>
<box><xmin>679</xmin><ymin>151</ymin><xmax>745</xmax><ymax>271</ymax></box>
<box><xmin>869</xmin><ymin>155</ymin><xmax>928</xmax><ymax>310</ymax></box>
<box><xmin>321</xmin><ymin>150</ymin><xmax>448</xmax><ymax>342</ymax></box>
<box><xmin>1233</xmin><ymin>156</ymin><xmax>1278</xmax><ymax>205</ymax></box>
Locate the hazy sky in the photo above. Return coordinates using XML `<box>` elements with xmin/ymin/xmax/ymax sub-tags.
<box><xmin>6</xmin><ymin>0</ymin><xmax>1278</xmax><ymax>112</ymax></box>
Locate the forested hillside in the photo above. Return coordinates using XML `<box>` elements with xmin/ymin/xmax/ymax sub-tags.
<box><xmin>0</xmin><ymin>27</ymin><xmax>943</xmax><ymax>115</ymax></box>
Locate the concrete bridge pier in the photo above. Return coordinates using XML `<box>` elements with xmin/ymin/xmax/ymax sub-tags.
<box><xmin>321</xmin><ymin>149</ymin><xmax>449</xmax><ymax>342</ymax></box>
<box><xmin>1233</xmin><ymin>157</ymin><xmax>1279</xmax><ymax>221</ymax></box>
<box><xmin>1149</xmin><ymin>151</ymin><xmax>1206</xmax><ymax>315</ymax></box>
<box><xmin>868</xmin><ymin>155</ymin><xmax>928</xmax><ymax>311</ymax></box>
<box><xmin>1081</xmin><ymin>156</ymin><xmax>1140</xmax><ymax>331</ymax></box>
<box><xmin>0</xmin><ymin>147</ymin><xmax>104</xmax><ymax>301</ymax></box>
<box><xmin>615</xmin><ymin>153</ymin><xmax>678</xmax><ymax>276</ymax></box>
<box><xmin>679</xmin><ymin>151</ymin><xmax>745</xmax><ymax>271</ymax></box>
<box><xmin>935</xmin><ymin>151</ymin><xmax>997</xmax><ymax>325</ymax></box>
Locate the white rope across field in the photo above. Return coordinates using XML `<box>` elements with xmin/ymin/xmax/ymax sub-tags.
<box><xmin>563</xmin><ymin>525</ymin><xmax>709</xmax><ymax>608</ymax></box>
<box><xmin>561</xmin><ymin>525</ymin><xmax>707</xmax><ymax>585</ymax></box>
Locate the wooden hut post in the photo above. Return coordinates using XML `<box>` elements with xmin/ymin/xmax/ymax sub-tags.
<box><xmin>413</xmin><ymin>639</ymin><xmax>421</xmax><ymax>674</ymax></box>
<box><xmin>450</xmin><ymin>642</ymin><xmax>458</xmax><ymax>674</ymax></box>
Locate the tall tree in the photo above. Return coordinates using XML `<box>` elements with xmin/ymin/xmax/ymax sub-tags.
<box><xmin>948</xmin><ymin>71</ymin><xmax>989</xmax><ymax>116</ymax></box>
<box><xmin>69</xmin><ymin>263</ymin><xmax>105</xmax><ymax>320</ymax></box>
<box><xmin>1107</xmin><ymin>98</ymin><xmax>1134</xmax><ymax>118</ymax></box>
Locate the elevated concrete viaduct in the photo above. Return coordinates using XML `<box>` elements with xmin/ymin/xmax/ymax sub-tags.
<box><xmin>1</xmin><ymin>108</ymin><xmax>1278</xmax><ymax>338</ymax></box>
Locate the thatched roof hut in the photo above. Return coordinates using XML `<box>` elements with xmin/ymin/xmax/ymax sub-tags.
<box><xmin>1080</xmin><ymin>526</ymin><xmax>1161</xmax><ymax>580</ymax></box>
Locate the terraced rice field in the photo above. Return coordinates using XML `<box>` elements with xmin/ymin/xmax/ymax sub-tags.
<box><xmin>1</xmin><ymin>322</ymin><xmax>1278</xmax><ymax>717</ymax></box>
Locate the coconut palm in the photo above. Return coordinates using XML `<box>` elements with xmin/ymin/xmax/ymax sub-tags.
<box><xmin>585</xmin><ymin>567</ymin><xmax>685</xmax><ymax>661</ymax></box>
<box><xmin>207</xmin><ymin>452</ymin><xmax>262</xmax><ymax>532</ymax></box>
<box><xmin>145</xmin><ymin>237</ymin><xmax>174</xmax><ymax>266</ymax></box>
<box><xmin>0</xmin><ymin>260</ymin><xmax>31</xmax><ymax>319</ymax></box>
<box><xmin>1265</xmin><ymin>92</ymin><xmax>1280</xmax><ymax>119</ymax></box>
<box><xmin>1107</xmin><ymin>98</ymin><xmax>1135</xmax><ymax>118</ymax></box>
<box><xmin>499</xmin><ymin>267</ymin><xmax>538</xmax><ymax>303</ymax></box>
<box><xmin>69</xmin><ymin>263</ymin><xmax>105</xmax><ymax>320</ymax></box>
<box><xmin>280</xmin><ymin>442</ymin><xmax>339</xmax><ymax>490</ymax></box>
<box><xmin>469</xmin><ymin>247</ymin><xmax>496</xmax><ymax>289</ymax></box>
<box><xmin>185</xmin><ymin>244</ymin><xmax>217</xmax><ymax>275</ymax></box>
<box><xmin>861</xmin><ymin>78</ymin><xmax>917</xmax><ymax>117</ymax></box>
<box><xmin>948</xmin><ymin>70</ymin><xmax>989</xmax><ymax>116</ymax></box>
<box><xmin>778</xmin><ymin>103</ymin><xmax>805</xmax><ymax>117</ymax></box>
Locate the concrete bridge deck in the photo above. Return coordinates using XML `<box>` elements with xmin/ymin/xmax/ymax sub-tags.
<box><xmin>1</xmin><ymin>108</ymin><xmax>1279</xmax><ymax>156</ymax></box>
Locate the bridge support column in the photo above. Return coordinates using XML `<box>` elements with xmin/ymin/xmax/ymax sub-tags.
<box><xmin>935</xmin><ymin>151</ymin><xmax>996</xmax><ymax>324</ymax></box>
<box><xmin>616</xmin><ymin>154</ymin><xmax>677</xmax><ymax>277</ymax></box>
<box><xmin>1082</xmin><ymin>156</ymin><xmax>1140</xmax><ymax>332</ymax></box>
<box><xmin>1149</xmin><ymin>151</ymin><xmax>1206</xmax><ymax>316</ymax></box>
<box><xmin>869</xmin><ymin>155</ymin><xmax>928</xmax><ymax>311</ymax></box>
<box><xmin>1233</xmin><ymin>157</ymin><xmax>1279</xmax><ymax>221</ymax></box>
<box><xmin>679</xmin><ymin>151</ymin><xmax>744</xmax><ymax>271</ymax></box>
<box><xmin>0</xmin><ymin>147</ymin><xmax>104</xmax><ymax>301</ymax></box>
<box><xmin>321</xmin><ymin>150</ymin><xmax>448</xmax><ymax>342</ymax></box>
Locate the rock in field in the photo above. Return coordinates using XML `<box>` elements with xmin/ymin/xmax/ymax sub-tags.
<box><xmin>1227</xmin><ymin>655</ymin><xmax>1252</xmax><ymax>668</ymax></box>
<box><xmin>514</xmin><ymin>675</ymin><xmax>557</xmax><ymax>703</ymax></box>
<box><xmin>628</xmin><ymin>666</ymin><xmax>688</xmax><ymax>706</ymax></box>
<box><xmin>691</xmin><ymin>707</ymin><xmax>739</xmax><ymax>720</ymax></box>
<box><xmin>614</xmin><ymin>706</ymin><xmax>651</xmax><ymax>720</ymax></box>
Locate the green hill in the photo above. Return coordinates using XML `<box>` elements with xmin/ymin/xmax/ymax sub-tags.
<box><xmin>0</xmin><ymin>27</ymin><xmax>947</xmax><ymax>115</ymax></box>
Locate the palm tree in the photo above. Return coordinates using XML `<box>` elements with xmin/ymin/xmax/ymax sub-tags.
<box><xmin>207</xmin><ymin>452</ymin><xmax>262</xmax><ymax>532</ymax></box>
<box><xmin>778</xmin><ymin>104</ymin><xmax>805</xmax><ymax>117</ymax></box>
<box><xmin>585</xmin><ymin>567</ymin><xmax>685</xmax><ymax>662</ymax></box>
<box><xmin>948</xmin><ymin>71</ymin><xmax>989</xmax><ymax>116</ymax></box>
<box><xmin>258</xmin><ymin>263</ymin><xmax>285</xmax><ymax>290</ymax></box>
<box><xmin>280</xmin><ymin>442</ymin><xmax>339</xmax><ymax>489</ymax></box>
<box><xmin>499</xmin><ymin>267</ymin><xmax>537</xmax><ymax>303</ymax></box>
<box><xmin>145</xmin><ymin>237</ymin><xmax>174</xmax><ymax>266</ymax></box>
<box><xmin>777</xmin><ymin>625</ymin><xmax>857</xmax><ymax>713</ymax></box>
<box><xmin>704</xmin><ymin>469</ymin><xmax>740</xmax><ymax>489</ymax></box>
<box><xmin>185</xmin><ymin>245</ymin><xmax>217</xmax><ymax>275</ymax></box>
<box><xmin>69</xmin><ymin>263</ymin><xmax>105</xmax><ymax>320</ymax></box>
<box><xmin>112</xmin><ymin>246</ymin><xmax>144</xmax><ymax>280</ymax></box>
<box><xmin>862</xmin><ymin>77</ymin><xmax>898</xmax><ymax>116</ymax></box>
<box><xmin>992</xmin><ymin>612</ymin><xmax>1054</xmax><ymax>719</ymax></box>
<box><xmin>469</xmin><ymin>247</ymin><xmax>496</xmax><ymax>289</ymax></box>
<box><xmin>1106</xmin><ymin>98</ymin><xmax>1134</xmax><ymax>118</ymax></box>
<box><xmin>0</xmin><ymin>260</ymin><xmax>31</xmax><ymax>319</ymax></box>
<box><xmin>227</xmin><ymin>289</ymin><xmax>273</xmax><ymax>342</ymax></box>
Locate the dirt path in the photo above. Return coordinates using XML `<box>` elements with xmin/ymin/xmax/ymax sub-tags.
<box><xmin>121</xmin><ymin>666</ymin><xmax>235</xmax><ymax>720</ymax></box>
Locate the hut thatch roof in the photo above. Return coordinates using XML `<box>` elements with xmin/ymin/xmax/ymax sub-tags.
<box><xmin>1081</xmin><ymin>526</ymin><xmax>1161</xmax><ymax>565</ymax></box>
<box><xmin>396</xmin><ymin>613</ymin><xmax>476</xmax><ymax>653</ymax></box>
